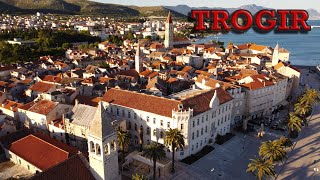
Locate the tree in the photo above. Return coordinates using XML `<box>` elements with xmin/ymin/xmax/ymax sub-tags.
<box><xmin>117</xmin><ymin>128</ymin><xmax>131</xmax><ymax>161</ymax></box>
<box><xmin>259</xmin><ymin>140</ymin><xmax>287</xmax><ymax>163</ymax></box>
<box><xmin>62</xmin><ymin>43</ymin><xmax>72</xmax><ymax>50</ymax></box>
<box><xmin>143</xmin><ymin>142</ymin><xmax>166</xmax><ymax>180</ymax></box>
<box><xmin>164</xmin><ymin>128</ymin><xmax>185</xmax><ymax>173</ymax></box>
<box><xmin>300</xmin><ymin>88</ymin><xmax>320</xmax><ymax>106</ymax></box>
<box><xmin>287</xmin><ymin>112</ymin><xmax>303</xmax><ymax>132</ymax></box>
<box><xmin>278</xmin><ymin>136</ymin><xmax>293</xmax><ymax>148</ymax></box>
<box><xmin>294</xmin><ymin>102</ymin><xmax>312</xmax><ymax>125</ymax></box>
<box><xmin>247</xmin><ymin>158</ymin><xmax>275</xmax><ymax>180</ymax></box>
<box><xmin>132</xmin><ymin>173</ymin><xmax>146</xmax><ymax>180</ymax></box>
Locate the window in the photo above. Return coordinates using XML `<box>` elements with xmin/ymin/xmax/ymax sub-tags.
<box><xmin>111</xmin><ymin>107</ymin><xmax>113</xmax><ymax>113</ymax></box>
<box><xmin>128</xmin><ymin>111</ymin><xmax>131</xmax><ymax>118</ymax></box>
<box><xmin>205</xmin><ymin>126</ymin><xmax>207</xmax><ymax>133</ymax></box>
<box><xmin>196</xmin><ymin>143</ymin><xmax>199</xmax><ymax>148</ymax></box>
<box><xmin>201</xmin><ymin>128</ymin><xmax>203</xmax><ymax>135</ymax></box>
<box><xmin>90</xmin><ymin>141</ymin><xmax>95</xmax><ymax>153</ymax></box>
<box><xmin>153</xmin><ymin>118</ymin><xmax>156</xmax><ymax>124</ymax></box>
<box><xmin>193</xmin><ymin>121</ymin><xmax>195</xmax><ymax>127</ymax></box>
<box><xmin>219</xmin><ymin>109</ymin><xmax>221</xmax><ymax>115</ymax></box>
<box><xmin>160</xmin><ymin>131</ymin><xmax>163</xmax><ymax>138</ymax></box>
<box><xmin>197</xmin><ymin>130</ymin><xmax>199</xmax><ymax>137</ymax></box>
<box><xmin>225</xmin><ymin>116</ymin><xmax>227</xmax><ymax>122</ymax></box>
<box><xmin>205</xmin><ymin>138</ymin><xmax>207</xmax><ymax>143</ymax></box>
<box><xmin>200</xmin><ymin>140</ymin><xmax>202</xmax><ymax>146</ymax></box>
<box><xmin>96</xmin><ymin>144</ymin><xmax>101</xmax><ymax>155</ymax></box>
<box><xmin>104</xmin><ymin>144</ymin><xmax>109</xmax><ymax>154</ymax></box>
<box><xmin>167</xmin><ymin>122</ymin><xmax>170</xmax><ymax>128</ymax></box>
<box><xmin>192</xmin><ymin>145</ymin><xmax>194</xmax><ymax>151</ymax></box>
<box><xmin>147</xmin><ymin>116</ymin><xmax>150</xmax><ymax>122</ymax></box>
<box><xmin>192</xmin><ymin>132</ymin><xmax>194</xmax><ymax>140</ymax></box>
<box><xmin>206</xmin><ymin>115</ymin><xmax>208</xmax><ymax>121</ymax></box>
<box><xmin>140</xmin><ymin>126</ymin><xmax>144</xmax><ymax>134</ymax></box>
<box><xmin>202</xmin><ymin>117</ymin><xmax>204</xmax><ymax>123</ymax></box>
<box><xmin>116</xmin><ymin>109</ymin><xmax>119</xmax><ymax>116</ymax></box>
<box><xmin>153</xmin><ymin>129</ymin><xmax>156</xmax><ymax>136</ymax></box>
<box><xmin>218</xmin><ymin>120</ymin><xmax>220</xmax><ymax>126</ymax></box>
<box><xmin>181</xmin><ymin>124</ymin><xmax>184</xmax><ymax>130</ymax></box>
<box><xmin>147</xmin><ymin>127</ymin><xmax>150</xmax><ymax>135</ymax></box>
<box><xmin>197</xmin><ymin>119</ymin><xmax>199</xmax><ymax>125</ymax></box>
<box><xmin>122</xmin><ymin>109</ymin><xmax>125</xmax><ymax>117</ymax></box>
<box><xmin>134</xmin><ymin>124</ymin><xmax>137</xmax><ymax>131</ymax></box>
<box><xmin>160</xmin><ymin>120</ymin><xmax>163</xmax><ymax>126</ymax></box>
<box><xmin>111</xmin><ymin>140</ymin><xmax>116</xmax><ymax>150</ymax></box>
<box><xmin>134</xmin><ymin>113</ymin><xmax>137</xmax><ymax>119</ymax></box>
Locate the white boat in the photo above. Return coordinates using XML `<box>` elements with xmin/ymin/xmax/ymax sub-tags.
<box><xmin>316</xmin><ymin>64</ymin><xmax>320</xmax><ymax>75</ymax></box>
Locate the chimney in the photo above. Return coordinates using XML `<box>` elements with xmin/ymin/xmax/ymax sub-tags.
<box><xmin>75</xmin><ymin>99</ymin><xmax>79</xmax><ymax>105</ymax></box>
<box><xmin>263</xmin><ymin>81</ymin><xmax>266</xmax><ymax>87</ymax></box>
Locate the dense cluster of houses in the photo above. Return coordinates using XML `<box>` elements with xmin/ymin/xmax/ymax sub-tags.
<box><xmin>0</xmin><ymin>12</ymin><xmax>301</xmax><ymax>180</ymax></box>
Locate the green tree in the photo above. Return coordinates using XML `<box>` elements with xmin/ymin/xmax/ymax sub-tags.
<box><xmin>277</xmin><ymin>136</ymin><xmax>293</xmax><ymax>148</ymax></box>
<box><xmin>132</xmin><ymin>173</ymin><xmax>146</xmax><ymax>180</ymax></box>
<box><xmin>164</xmin><ymin>128</ymin><xmax>185</xmax><ymax>173</ymax></box>
<box><xmin>300</xmin><ymin>88</ymin><xmax>320</xmax><ymax>106</ymax></box>
<box><xmin>62</xmin><ymin>43</ymin><xmax>72</xmax><ymax>50</ymax></box>
<box><xmin>247</xmin><ymin>158</ymin><xmax>275</xmax><ymax>180</ymax></box>
<box><xmin>287</xmin><ymin>112</ymin><xmax>303</xmax><ymax>132</ymax></box>
<box><xmin>117</xmin><ymin>128</ymin><xmax>131</xmax><ymax>161</ymax></box>
<box><xmin>259</xmin><ymin>140</ymin><xmax>287</xmax><ymax>163</ymax></box>
<box><xmin>143</xmin><ymin>142</ymin><xmax>166</xmax><ymax>180</ymax></box>
<box><xmin>127</xmin><ymin>30</ymin><xmax>134</xmax><ymax>40</ymax></box>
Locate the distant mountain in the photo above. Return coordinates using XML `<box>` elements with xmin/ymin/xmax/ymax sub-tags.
<box><xmin>0</xmin><ymin>0</ymin><xmax>186</xmax><ymax>17</ymax></box>
<box><xmin>165</xmin><ymin>4</ymin><xmax>320</xmax><ymax>20</ymax></box>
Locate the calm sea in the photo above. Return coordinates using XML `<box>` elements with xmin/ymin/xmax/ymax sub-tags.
<box><xmin>198</xmin><ymin>20</ymin><xmax>320</xmax><ymax>66</ymax></box>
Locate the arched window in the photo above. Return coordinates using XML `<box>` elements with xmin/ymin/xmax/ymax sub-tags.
<box><xmin>128</xmin><ymin>122</ymin><xmax>132</xmax><ymax>129</ymax></box>
<box><xmin>111</xmin><ymin>140</ymin><xmax>115</xmax><ymax>151</ymax></box>
<box><xmin>197</xmin><ymin>130</ymin><xmax>199</xmax><ymax>137</ymax></box>
<box><xmin>90</xmin><ymin>141</ymin><xmax>95</xmax><ymax>153</ymax></box>
<box><xmin>160</xmin><ymin>131</ymin><xmax>163</xmax><ymax>138</ymax></box>
<box><xmin>134</xmin><ymin>123</ymin><xmax>137</xmax><ymax>131</ymax></box>
<box><xmin>104</xmin><ymin>144</ymin><xmax>109</xmax><ymax>155</ymax></box>
<box><xmin>201</xmin><ymin>128</ymin><xmax>203</xmax><ymax>135</ymax></box>
<box><xmin>205</xmin><ymin>126</ymin><xmax>207</xmax><ymax>133</ymax></box>
<box><xmin>192</xmin><ymin>132</ymin><xmax>194</xmax><ymax>140</ymax></box>
<box><xmin>96</xmin><ymin>144</ymin><xmax>101</xmax><ymax>155</ymax></box>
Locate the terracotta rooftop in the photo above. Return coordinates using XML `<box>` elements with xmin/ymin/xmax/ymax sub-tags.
<box><xmin>8</xmin><ymin>132</ymin><xmax>78</xmax><ymax>171</ymax></box>
<box><xmin>42</xmin><ymin>75</ymin><xmax>62</xmax><ymax>83</ymax></box>
<box><xmin>19</xmin><ymin>100</ymin><xmax>58</xmax><ymax>115</ymax></box>
<box><xmin>29</xmin><ymin>81</ymin><xmax>55</xmax><ymax>93</ymax></box>
<box><xmin>28</xmin><ymin>153</ymin><xmax>94</xmax><ymax>180</ymax></box>
<box><xmin>103</xmin><ymin>88</ymin><xmax>233</xmax><ymax>117</ymax></box>
<box><xmin>0</xmin><ymin>100</ymin><xmax>22</xmax><ymax>112</ymax></box>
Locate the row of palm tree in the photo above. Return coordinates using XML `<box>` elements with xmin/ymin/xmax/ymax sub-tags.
<box><xmin>247</xmin><ymin>88</ymin><xmax>320</xmax><ymax>180</ymax></box>
<box><xmin>117</xmin><ymin>127</ymin><xmax>185</xmax><ymax>180</ymax></box>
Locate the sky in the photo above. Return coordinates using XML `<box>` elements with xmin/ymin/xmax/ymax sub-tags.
<box><xmin>93</xmin><ymin>0</ymin><xmax>320</xmax><ymax>11</ymax></box>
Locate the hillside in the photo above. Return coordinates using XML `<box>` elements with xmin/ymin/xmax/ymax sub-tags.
<box><xmin>0</xmin><ymin>0</ymin><xmax>185</xmax><ymax>17</ymax></box>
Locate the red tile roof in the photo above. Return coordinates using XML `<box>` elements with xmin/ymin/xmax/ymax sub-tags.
<box><xmin>0</xmin><ymin>100</ymin><xmax>22</xmax><ymax>112</ymax></box>
<box><xmin>29</xmin><ymin>153</ymin><xmax>95</xmax><ymax>180</ymax></box>
<box><xmin>29</xmin><ymin>81</ymin><xmax>55</xmax><ymax>93</ymax></box>
<box><xmin>103</xmin><ymin>88</ymin><xmax>233</xmax><ymax>117</ymax></box>
<box><xmin>42</xmin><ymin>75</ymin><xmax>62</xmax><ymax>83</ymax></box>
<box><xmin>19</xmin><ymin>100</ymin><xmax>58</xmax><ymax>115</ymax></box>
<box><xmin>8</xmin><ymin>132</ymin><xmax>78</xmax><ymax>171</ymax></box>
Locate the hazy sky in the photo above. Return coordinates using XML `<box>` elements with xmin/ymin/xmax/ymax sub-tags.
<box><xmin>93</xmin><ymin>0</ymin><xmax>320</xmax><ymax>11</ymax></box>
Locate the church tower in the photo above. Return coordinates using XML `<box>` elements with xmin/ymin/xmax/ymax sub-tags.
<box><xmin>272</xmin><ymin>43</ymin><xmax>280</xmax><ymax>66</ymax></box>
<box><xmin>88</xmin><ymin>102</ymin><xmax>119</xmax><ymax>180</ymax></box>
<box><xmin>164</xmin><ymin>12</ymin><xmax>174</xmax><ymax>49</ymax></box>
<box><xmin>135</xmin><ymin>43</ymin><xmax>143</xmax><ymax>73</ymax></box>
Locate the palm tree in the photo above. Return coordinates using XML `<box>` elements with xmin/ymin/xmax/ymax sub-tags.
<box><xmin>164</xmin><ymin>128</ymin><xmax>185</xmax><ymax>173</ymax></box>
<box><xmin>294</xmin><ymin>102</ymin><xmax>312</xmax><ymax>118</ymax></box>
<box><xmin>259</xmin><ymin>140</ymin><xmax>287</xmax><ymax>163</ymax></box>
<box><xmin>117</xmin><ymin>128</ymin><xmax>131</xmax><ymax>161</ymax></box>
<box><xmin>143</xmin><ymin>142</ymin><xmax>166</xmax><ymax>180</ymax></box>
<box><xmin>287</xmin><ymin>112</ymin><xmax>303</xmax><ymax>132</ymax></box>
<box><xmin>300</xmin><ymin>88</ymin><xmax>320</xmax><ymax>106</ymax></box>
<box><xmin>132</xmin><ymin>173</ymin><xmax>146</xmax><ymax>180</ymax></box>
<box><xmin>247</xmin><ymin>157</ymin><xmax>275</xmax><ymax>180</ymax></box>
<box><xmin>278</xmin><ymin>136</ymin><xmax>293</xmax><ymax>148</ymax></box>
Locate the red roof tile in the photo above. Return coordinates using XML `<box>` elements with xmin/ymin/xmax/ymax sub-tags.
<box><xmin>8</xmin><ymin>132</ymin><xmax>78</xmax><ymax>171</ymax></box>
<box><xmin>19</xmin><ymin>100</ymin><xmax>58</xmax><ymax>115</ymax></box>
<box><xmin>29</xmin><ymin>82</ymin><xmax>55</xmax><ymax>93</ymax></box>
